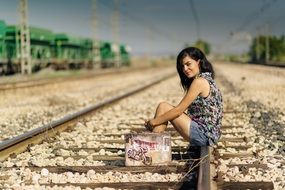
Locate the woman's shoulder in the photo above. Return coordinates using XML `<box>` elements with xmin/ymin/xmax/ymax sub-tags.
<box><xmin>193</xmin><ymin>72</ymin><xmax>212</xmax><ymax>87</ymax></box>
<box><xmin>191</xmin><ymin>75</ymin><xmax>210</xmax><ymax>97</ymax></box>
<box><xmin>192</xmin><ymin>76</ymin><xmax>208</xmax><ymax>87</ymax></box>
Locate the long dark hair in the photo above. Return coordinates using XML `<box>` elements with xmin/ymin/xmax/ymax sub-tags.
<box><xmin>176</xmin><ymin>47</ymin><xmax>215</xmax><ymax>92</ymax></box>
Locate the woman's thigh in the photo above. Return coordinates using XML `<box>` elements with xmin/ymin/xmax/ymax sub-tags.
<box><xmin>170</xmin><ymin>113</ymin><xmax>192</xmax><ymax>141</ymax></box>
<box><xmin>154</xmin><ymin>102</ymin><xmax>191</xmax><ymax>138</ymax></box>
<box><xmin>189</xmin><ymin>121</ymin><xmax>209</xmax><ymax>146</ymax></box>
<box><xmin>153</xmin><ymin>102</ymin><xmax>192</xmax><ymax>141</ymax></box>
<box><xmin>171</xmin><ymin>114</ymin><xmax>209</xmax><ymax>146</ymax></box>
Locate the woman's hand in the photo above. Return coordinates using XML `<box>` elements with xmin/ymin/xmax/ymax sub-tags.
<box><xmin>144</xmin><ymin>119</ymin><xmax>154</xmax><ymax>131</ymax></box>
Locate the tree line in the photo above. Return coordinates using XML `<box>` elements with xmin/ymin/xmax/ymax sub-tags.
<box><xmin>249</xmin><ymin>35</ymin><xmax>285</xmax><ymax>64</ymax></box>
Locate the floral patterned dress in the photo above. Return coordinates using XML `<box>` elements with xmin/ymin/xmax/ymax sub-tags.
<box><xmin>187</xmin><ymin>72</ymin><xmax>223</xmax><ymax>145</ymax></box>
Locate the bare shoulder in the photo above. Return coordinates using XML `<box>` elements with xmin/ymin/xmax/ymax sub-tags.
<box><xmin>192</xmin><ymin>77</ymin><xmax>209</xmax><ymax>88</ymax></box>
<box><xmin>191</xmin><ymin>77</ymin><xmax>210</xmax><ymax>97</ymax></box>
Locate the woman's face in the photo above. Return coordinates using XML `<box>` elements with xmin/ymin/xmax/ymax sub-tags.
<box><xmin>182</xmin><ymin>56</ymin><xmax>200</xmax><ymax>78</ymax></box>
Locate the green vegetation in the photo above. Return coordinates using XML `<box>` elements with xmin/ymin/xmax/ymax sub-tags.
<box><xmin>224</xmin><ymin>53</ymin><xmax>250</xmax><ymax>63</ymax></box>
<box><xmin>249</xmin><ymin>35</ymin><xmax>285</xmax><ymax>63</ymax></box>
<box><xmin>193</xmin><ymin>40</ymin><xmax>211</xmax><ymax>55</ymax></box>
<box><xmin>183</xmin><ymin>39</ymin><xmax>211</xmax><ymax>55</ymax></box>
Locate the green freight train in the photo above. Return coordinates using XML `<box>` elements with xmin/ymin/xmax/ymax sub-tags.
<box><xmin>0</xmin><ymin>20</ymin><xmax>131</xmax><ymax>75</ymax></box>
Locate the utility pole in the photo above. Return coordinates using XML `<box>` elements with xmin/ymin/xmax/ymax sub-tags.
<box><xmin>189</xmin><ymin>0</ymin><xmax>200</xmax><ymax>41</ymax></box>
<box><xmin>256</xmin><ymin>35</ymin><xmax>260</xmax><ymax>61</ymax></box>
<box><xmin>265</xmin><ymin>23</ymin><xmax>270</xmax><ymax>64</ymax></box>
<box><xmin>19</xmin><ymin>0</ymin><xmax>32</xmax><ymax>74</ymax></box>
<box><xmin>112</xmin><ymin>0</ymin><xmax>120</xmax><ymax>67</ymax></box>
<box><xmin>92</xmin><ymin>0</ymin><xmax>101</xmax><ymax>68</ymax></box>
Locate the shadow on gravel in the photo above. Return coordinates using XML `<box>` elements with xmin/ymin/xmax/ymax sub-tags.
<box><xmin>216</xmin><ymin>71</ymin><xmax>285</xmax><ymax>156</ymax></box>
<box><xmin>246</xmin><ymin>100</ymin><xmax>285</xmax><ymax>156</ymax></box>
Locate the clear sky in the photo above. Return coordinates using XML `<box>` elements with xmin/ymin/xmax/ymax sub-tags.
<box><xmin>0</xmin><ymin>0</ymin><xmax>284</xmax><ymax>56</ymax></box>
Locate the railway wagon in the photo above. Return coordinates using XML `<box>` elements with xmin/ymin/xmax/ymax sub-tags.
<box><xmin>100</xmin><ymin>41</ymin><xmax>131</xmax><ymax>68</ymax></box>
<box><xmin>100</xmin><ymin>41</ymin><xmax>116</xmax><ymax>68</ymax></box>
<box><xmin>52</xmin><ymin>36</ymin><xmax>131</xmax><ymax>70</ymax></box>
<box><xmin>2</xmin><ymin>24</ymin><xmax>54</xmax><ymax>73</ymax></box>
<box><xmin>2</xmin><ymin>25</ymin><xmax>21</xmax><ymax>74</ymax></box>
<box><xmin>29</xmin><ymin>27</ymin><xmax>54</xmax><ymax>71</ymax></box>
<box><xmin>120</xmin><ymin>44</ymin><xmax>131</xmax><ymax>66</ymax></box>
<box><xmin>0</xmin><ymin>20</ymin><xmax>7</xmax><ymax>74</ymax></box>
<box><xmin>53</xmin><ymin>34</ymin><xmax>94</xmax><ymax>69</ymax></box>
<box><xmin>0</xmin><ymin>19</ymin><xmax>131</xmax><ymax>75</ymax></box>
<box><xmin>82</xmin><ymin>38</ymin><xmax>94</xmax><ymax>69</ymax></box>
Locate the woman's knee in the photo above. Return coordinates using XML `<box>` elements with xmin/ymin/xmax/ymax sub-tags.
<box><xmin>158</xmin><ymin>101</ymin><xmax>173</xmax><ymax>111</ymax></box>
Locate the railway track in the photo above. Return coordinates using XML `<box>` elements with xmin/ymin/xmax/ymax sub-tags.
<box><xmin>210</xmin><ymin>70</ymin><xmax>284</xmax><ymax>190</ymax></box>
<box><xmin>0</xmin><ymin>71</ymin><xmax>175</xmax><ymax>161</ymax></box>
<box><xmin>0</xmin><ymin>72</ymin><xmax>212</xmax><ymax>189</ymax></box>
<box><xmin>0</xmin><ymin>67</ymin><xmax>145</xmax><ymax>91</ymax></box>
<box><xmin>211</xmin><ymin>110</ymin><xmax>275</xmax><ymax>190</ymax></box>
<box><xmin>1</xmin><ymin>69</ymin><xmax>283</xmax><ymax>189</ymax></box>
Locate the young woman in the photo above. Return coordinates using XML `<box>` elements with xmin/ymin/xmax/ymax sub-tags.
<box><xmin>145</xmin><ymin>47</ymin><xmax>223</xmax><ymax>146</ymax></box>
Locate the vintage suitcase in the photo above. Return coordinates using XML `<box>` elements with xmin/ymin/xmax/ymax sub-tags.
<box><xmin>125</xmin><ymin>132</ymin><xmax>171</xmax><ymax>166</ymax></box>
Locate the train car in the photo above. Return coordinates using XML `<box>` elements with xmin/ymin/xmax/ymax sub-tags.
<box><xmin>53</xmin><ymin>34</ymin><xmax>93</xmax><ymax>69</ymax></box>
<box><xmin>29</xmin><ymin>27</ymin><xmax>54</xmax><ymax>71</ymax></box>
<box><xmin>3</xmin><ymin>25</ymin><xmax>54</xmax><ymax>73</ymax></box>
<box><xmin>0</xmin><ymin>20</ymin><xmax>8</xmax><ymax>74</ymax></box>
<box><xmin>0</xmin><ymin>19</ymin><xmax>132</xmax><ymax>75</ymax></box>
<box><xmin>120</xmin><ymin>44</ymin><xmax>131</xmax><ymax>66</ymax></box>
<box><xmin>100</xmin><ymin>41</ymin><xmax>116</xmax><ymax>68</ymax></box>
<box><xmin>100</xmin><ymin>42</ymin><xmax>131</xmax><ymax>68</ymax></box>
<box><xmin>82</xmin><ymin>38</ymin><xmax>94</xmax><ymax>68</ymax></box>
<box><xmin>3</xmin><ymin>25</ymin><xmax>21</xmax><ymax>73</ymax></box>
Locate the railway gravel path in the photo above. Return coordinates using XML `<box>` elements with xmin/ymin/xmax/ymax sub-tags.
<box><xmin>0</xmin><ymin>67</ymin><xmax>173</xmax><ymax>142</ymax></box>
<box><xmin>213</xmin><ymin>62</ymin><xmax>285</xmax><ymax>189</ymax></box>
<box><xmin>0</xmin><ymin>71</ymin><xmax>188</xmax><ymax>189</ymax></box>
<box><xmin>0</xmin><ymin>62</ymin><xmax>284</xmax><ymax>189</ymax></box>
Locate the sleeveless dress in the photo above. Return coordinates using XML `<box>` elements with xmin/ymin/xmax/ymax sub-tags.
<box><xmin>187</xmin><ymin>72</ymin><xmax>223</xmax><ymax>145</ymax></box>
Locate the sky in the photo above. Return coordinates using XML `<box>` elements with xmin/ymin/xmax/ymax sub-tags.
<box><xmin>0</xmin><ymin>0</ymin><xmax>284</xmax><ymax>57</ymax></box>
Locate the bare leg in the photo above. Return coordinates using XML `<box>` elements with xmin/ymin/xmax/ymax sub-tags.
<box><xmin>152</xmin><ymin>102</ymin><xmax>191</xmax><ymax>141</ymax></box>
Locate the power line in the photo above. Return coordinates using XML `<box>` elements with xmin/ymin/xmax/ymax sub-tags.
<box><xmin>235</xmin><ymin>0</ymin><xmax>278</xmax><ymax>33</ymax></box>
<box><xmin>253</xmin><ymin>10</ymin><xmax>285</xmax><ymax>31</ymax></box>
<box><xmin>269</xmin><ymin>12</ymin><xmax>285</xmax><ymax>25</ymax></box>
<box><xmin>220</xmin><ymin>0</ymin><xmax>279</xmax><ymax>54</ymax></box>
<box><xmin>98</xmin><ymin>0</ymin><xmax>184</xmax><ymax>44</ymax></box>
<box><xmin>188</xmin><ymin>0</ymin><xmax>200</xmax><ymax>40</ymax></box>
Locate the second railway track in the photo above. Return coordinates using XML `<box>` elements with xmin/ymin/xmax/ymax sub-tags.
<box><xmin>0</xmin><ymin>67</ymin><xmax>151</xmax><ymax>91</ymax></box>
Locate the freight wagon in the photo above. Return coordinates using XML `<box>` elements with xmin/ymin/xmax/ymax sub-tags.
<box><xmin>0</xmin><ymin>19</ymin><xmax>131</xmax><ymax>75</ymax></box>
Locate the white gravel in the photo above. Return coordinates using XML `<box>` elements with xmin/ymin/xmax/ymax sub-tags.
<box><xmin>214</xmin><ymin>62</ymin><xmax>285</xmax><ymax>190</ymax></box>
<box><xmin>1</xmin><ymin>62</ymin><xmax>285</xmax><ymax>189</ymax></box>
<box><xmin>0</xmin><ymin>67</ymin><xmax>174</xmax><ymax>141</ymax></box>
<box><xmin>0</xmin><ymin>72</ymin><xmax>187</xmax><ymax>189</ymax></box>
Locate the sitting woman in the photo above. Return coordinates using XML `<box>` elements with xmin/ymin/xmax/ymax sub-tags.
<box><xmin>145</xmin><ymin>47</ymin><xmax>223</xmax><ymax>146</ymax></box>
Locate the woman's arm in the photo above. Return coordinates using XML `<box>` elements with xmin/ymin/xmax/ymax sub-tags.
<box><xmin>149</xmin><ymin>78</ymin><xmax>209</xmax><ymax>126</ymax></box>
